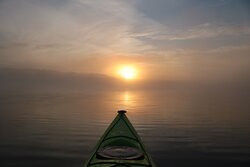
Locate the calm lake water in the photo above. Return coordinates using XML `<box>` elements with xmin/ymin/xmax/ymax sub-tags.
<box><xmin>0</xmin><ymin>89</ymin><xmax>250</xmax><ymax>167</ymax></box>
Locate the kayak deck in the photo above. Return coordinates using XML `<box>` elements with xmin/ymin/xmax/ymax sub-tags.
<box><xmin>84</xmin><ymin>110</ymin><xmax>155</xmax><ymax>167</ymax></box>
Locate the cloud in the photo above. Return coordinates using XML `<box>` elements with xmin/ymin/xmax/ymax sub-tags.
<box><xmin>0</xmin><ymin>0</ymin><xmax>160</xmax><ymax>72</ymax></box>
<box><xmin>0</xmin><ymin>0</ymin><xmax>154</xmax><ymax>55</ymax></box>
<box><xmin>0</xmin><ymin>0</ymin><xmax>249</xmax><ymax>82</ymax></box>
<box><xmin>1</xmin><ymin>0</ymin><xmax>248</xmax><ymax>55</ymax></box>
<box><xmin>130</xmin><ymin>22</ymin><xmax>250</xmax><ymax>41</ymax></box>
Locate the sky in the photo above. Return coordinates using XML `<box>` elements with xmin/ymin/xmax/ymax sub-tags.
<box><xmin>0</xmin><ymin>0</ymin><xmax>249</xmax><ymax>81</ymax></box>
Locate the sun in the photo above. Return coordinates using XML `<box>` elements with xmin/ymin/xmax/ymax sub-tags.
<box><xmin>118</xmin><ymin>66</ymin><xmax>137</xmax><ymax>80</ymax></box>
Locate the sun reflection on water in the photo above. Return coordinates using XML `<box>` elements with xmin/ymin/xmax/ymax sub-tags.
<box><xmin>120</xmin><ymin>91</ymin><xmax>134</xmax><ymax>110</ymax></box>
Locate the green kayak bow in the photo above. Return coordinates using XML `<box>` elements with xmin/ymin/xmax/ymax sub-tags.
<box><xmin>84</xmin><ymin>110</ymin><xmax>155</xmax><ymax>167</ymax></box>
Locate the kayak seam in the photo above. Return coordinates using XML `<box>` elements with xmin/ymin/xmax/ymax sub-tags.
<box><xmin>121</xmin><ymin>116</ymin><xmax>154</xmax><ymax>166</ymax></box>
<box><xmin>86</xmin><ymin>114</ymin><xmax>121</xmax><ymax>166</ymax></box>
<box><xmin>103</xmin><ymin>135</ymin><xmax>138</xmax><ymax>142</ymax></box>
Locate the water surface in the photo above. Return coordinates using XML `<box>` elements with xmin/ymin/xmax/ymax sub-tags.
<box><xmin>0</xmin><ymin>89</ymin><xmax>250</xmax><ymax>167</ymax></box>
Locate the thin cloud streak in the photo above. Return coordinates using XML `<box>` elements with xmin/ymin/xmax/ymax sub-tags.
<box><xmin>134</xmin><ymin>23</ymin><xmax>250</xmax><ymax>41</ymax></box>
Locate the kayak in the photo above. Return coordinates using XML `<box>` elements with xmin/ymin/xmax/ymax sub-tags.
<box><xmin>84</xmin><ymin>110</ymin><xmax>156</xmax><ymax>167</ymax></box>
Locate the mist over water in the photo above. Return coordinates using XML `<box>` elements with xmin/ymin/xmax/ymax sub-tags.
<box><xmin>0</xmin><ymin>87</ymin><xmax>250</xmax><ymax>167</ymax></box>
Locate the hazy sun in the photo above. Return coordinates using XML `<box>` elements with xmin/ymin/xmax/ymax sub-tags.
<box><xmin>118</xmin><ymin>66</ymin><xmax>137</xmax><ymax>80</ymax></box>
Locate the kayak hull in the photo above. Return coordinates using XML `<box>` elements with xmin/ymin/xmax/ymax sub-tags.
<box><xmin>84</xmin><ymin>110</ymin><xmax>155</xmax><ymax>167</ymax></box>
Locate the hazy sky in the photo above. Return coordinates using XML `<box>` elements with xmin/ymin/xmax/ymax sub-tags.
<box><xmin>0</xmin><ymin>0</ymin><xmax>249</xmax><ymax>81</ymax></box>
